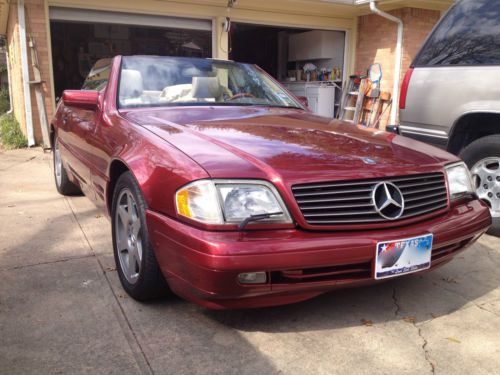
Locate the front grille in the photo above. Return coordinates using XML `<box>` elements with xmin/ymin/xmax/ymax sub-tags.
<box><xmin>292</xmin><ymin>173</ymin><xmax>448</xmax><ymax>225</ymax></box>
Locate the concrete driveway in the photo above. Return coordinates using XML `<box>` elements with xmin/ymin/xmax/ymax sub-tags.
<box><xmin>1</xmin><ymin>148</ymin><xmax>499</xmax><ymax>375</ymax></box>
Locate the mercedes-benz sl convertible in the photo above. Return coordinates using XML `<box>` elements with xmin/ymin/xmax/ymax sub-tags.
<box><xmin>51</xmin><ymin>56</ymin><xmax>491</xmax><ymax>309</ymax></box>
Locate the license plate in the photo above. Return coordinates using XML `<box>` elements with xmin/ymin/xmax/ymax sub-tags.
<box><xmin>375</xmin><ymin>234</ymin><xmax>433</xmax><ymax>280</ymax></box>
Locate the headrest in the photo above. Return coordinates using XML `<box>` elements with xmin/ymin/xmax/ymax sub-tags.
<box><xmin>191</xmin><ymin>76</ymin><xmax>221</xmax><ymax>99</ymax></box>
<box><xmin>120</xmin><ymin>69</ymin><xmax>143</xmax><ymax>98</ymax></box>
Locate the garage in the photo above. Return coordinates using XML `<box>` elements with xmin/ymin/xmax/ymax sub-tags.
<box><xmin>49</xmin><ymin>7</ymin><xmax>213</xmax><ymax>98</ymax></box>
<box><xmin>230</xmin><ymin>23</ymin><xmax>346</xmax><ymax>117</ymax></box>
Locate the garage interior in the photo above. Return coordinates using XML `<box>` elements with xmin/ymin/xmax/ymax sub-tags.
<box><xmin>230</xmin><ymin>22</ymin><xmax>346</xmax><ymax>117</ymax></box>
<box><xmin>49</xmin><ymin>8</ymin><xmax>212</xmax><ymax>99</ymax></box>
<box><xmin>48</xmin><ymin>8</ymin><xmax>347</xmax><ymax>118</ymax></box>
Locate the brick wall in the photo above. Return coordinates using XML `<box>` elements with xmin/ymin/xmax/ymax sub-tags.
<box><xmin>7</xmin><ymin>0</ymin><xmax>54</xmax><ymax>144</ymax></box>
<box><xmin>355</xmin><ymin>8</ymin><xmax>441</xmax><ymax>128</ymax></box>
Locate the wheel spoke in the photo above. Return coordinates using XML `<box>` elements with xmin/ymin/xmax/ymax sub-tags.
<box><xmin>116</xmin><ymin>235</ymin><xmax>128</xmax><ymax>252</ymax></box>
<box><xmin>117</xmin><ymin>205</ymin><xmax>129</xmax><ymax>225</ymax></box>
<box><xmin>126</xmin><ymin>193</ymin><xmax>134</xmax><ymax>220</ymax></box>
<box><xmin>131</xmin><ymin>218</ymin><xmax>141</xmax><ymax>238</ymax></box>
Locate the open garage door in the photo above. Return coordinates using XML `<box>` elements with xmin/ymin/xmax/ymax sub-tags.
<box><xmin>49</xmin><ymin>7</ymin><xmax>212</xmax><ymax>98</ymax></box>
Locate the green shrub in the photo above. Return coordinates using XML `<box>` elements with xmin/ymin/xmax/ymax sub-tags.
<box><xmin>0</xmin><ymin>113</ymin><xmax>27</xmax><ymax>149</ymax></box>
<box><xmin>0</xmin><ymin>87</ymin><xmax>9</xmax><ymax>114</ymax></box>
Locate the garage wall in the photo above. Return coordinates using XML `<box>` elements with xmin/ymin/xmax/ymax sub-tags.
<box><xmin>9</xmin><ymin>0</ymin><xmax>357</xmax><ymax>144</ymax></box>
<box><xmin>355</xmin><ymin>7</ymin><xmax>442</xmax><ymax>128</ymax></box>
<box><xmin>25</xmin><ymin>0</ymin><xmax>54</xmax><ymax>143</ymax></box>
<box><xmin>6</xmin><ymin>0</ymin><xmax>54</xmax><ymax>143</ymax></box>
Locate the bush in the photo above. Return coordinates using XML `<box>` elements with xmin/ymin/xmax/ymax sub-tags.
<box><xmin>0</xmin><ymin>113</ymin><xmax>27</xmax><ymax>149</ymax></box>
<box><xmin>0</xmin><ymin>87</ymin><xmax>9</xmax><ymax>114</ymax></box>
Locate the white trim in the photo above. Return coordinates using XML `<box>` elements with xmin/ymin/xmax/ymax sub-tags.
<box><xmin>18</xmin><ymin>0</ymin><xmax>35</xmax><ymax>146</ymax></box>
<box><xmin>399</xmin><ymin>125</ymin><xmax>448</xmax><ymax>137</ymax></box>
<box><xmin>48</xmin><ymin>7</ymin><xmax>212</xmax><ymax>31</ymax></box>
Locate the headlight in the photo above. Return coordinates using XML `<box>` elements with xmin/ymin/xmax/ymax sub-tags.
<box><xmin>175</xmin><ymin>179</ymin><xmax>292</xmax><ymax>227</ymax></box>
<box><xmin>445</xmin><ymin>162</ymin><xmax>474</xmax><ymax>199</ymax></box>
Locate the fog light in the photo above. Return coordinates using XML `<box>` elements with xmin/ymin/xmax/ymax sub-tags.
<box><xmin>237</xmin><ymin>272</ymin><xmax>267</xmax><ymax>284</ymax></box>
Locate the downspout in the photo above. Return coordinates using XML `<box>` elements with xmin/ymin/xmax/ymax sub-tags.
<box><xmin>5</xmin><ymin>50</ymin><xmax>13</xmax><ymax>114</ymax></box>
<box><xmin>369</xmin><ymin>0</ymin><xmax>403</xmax><ymax>125</ymax></box>
<box><xmin>18</xmin><ymin>0</ymin><xmax>35</xmax><ymax>146</ymax></box>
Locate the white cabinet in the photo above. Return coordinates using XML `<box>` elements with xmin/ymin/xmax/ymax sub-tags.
<box><xmin>288</xmin><ymin>30</ymin><xmax>344</xmax><ymax>61</ymax></box>
<box><xmin>284</xmin><ymin>82</ymin><xmax>336</xmax><ymax>118</ymax></box>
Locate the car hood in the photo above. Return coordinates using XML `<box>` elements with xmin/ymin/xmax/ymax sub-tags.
<box><xmin>123</xmin><ymin>106</ymin><xmax>458</xmax><ymax>183</ymax></box>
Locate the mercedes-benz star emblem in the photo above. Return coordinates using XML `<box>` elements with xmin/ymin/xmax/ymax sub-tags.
<box><xmin>372</xmin><ymin>182</ymin><xmax>405</xmax><ymax>220</ymax></box>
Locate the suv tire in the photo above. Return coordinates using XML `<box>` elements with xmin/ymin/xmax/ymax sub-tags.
<box><xmin>459</xmin><ymin>135</ymin><xmax>500</xmax><ymax>236</ymax></box>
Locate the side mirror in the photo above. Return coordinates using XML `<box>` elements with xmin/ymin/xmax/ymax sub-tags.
<box><xmin>62</xmin><ymin>90</ymin><xmax>99</xmax><ymax>109</ymax></box>
<box><xmin>297</xmin><ymin>96</ymin><xmax>309</xmax><ymax>108</ymax></box>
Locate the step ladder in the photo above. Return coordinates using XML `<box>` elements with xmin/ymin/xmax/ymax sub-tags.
<box><xmin>337</xmin><ymin>75</ymin><xmax>368</xmax><ymax>124</ymax></box>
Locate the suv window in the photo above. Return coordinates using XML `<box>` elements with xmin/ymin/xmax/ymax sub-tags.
<box><xmin>414</xmin><ymin>0</ymin><xmax>500</xmax><ymax>66</ymax></box>
<box><xmin>82</xmin><ymin>58</ymin><xmax>112</xmax><ymax>91</ymax></box>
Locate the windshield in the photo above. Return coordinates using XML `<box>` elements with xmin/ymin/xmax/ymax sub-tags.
<box><xmin>118</xmin><ymin>56</ymin><xmax>301</xmax><ymax>109</ymax></box>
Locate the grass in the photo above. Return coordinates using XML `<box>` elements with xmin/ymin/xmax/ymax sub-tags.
<box><xmin>0</xmin><ymin>113</ymin><xmax>27</xmax><ymax>149</ymax></box>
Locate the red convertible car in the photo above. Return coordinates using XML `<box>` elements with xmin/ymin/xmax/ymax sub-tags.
<box><xmin>52</xmin><ymin>56</ymin><xmax>491</xmax><ymax>309</ymax></box>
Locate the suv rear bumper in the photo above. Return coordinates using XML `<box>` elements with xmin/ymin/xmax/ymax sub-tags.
<box><xmin>146</xmin><ymin>200</ymin><xmax>491</xmax><ymax>309</ymax></box>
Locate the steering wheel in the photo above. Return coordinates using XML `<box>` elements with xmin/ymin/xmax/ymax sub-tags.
<box><xmin>227</xmin><ymin>92</ymin><xmax>256</xmax><ymax>101</ymax></box>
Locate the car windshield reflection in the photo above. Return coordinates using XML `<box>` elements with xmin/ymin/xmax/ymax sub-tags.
<box><xmin>118</xmin><ymin>56</ymin><xmax>302</xmax><ymax>110</ymax></box>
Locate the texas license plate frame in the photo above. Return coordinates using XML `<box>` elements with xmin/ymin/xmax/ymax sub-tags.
<box><xmin>375</xmin><ymin>234</ymin><xmax>433</xmax><ymax>280</ymax></box>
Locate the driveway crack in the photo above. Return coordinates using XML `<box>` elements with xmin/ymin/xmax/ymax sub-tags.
<box><xmin>393</xmin><ymin>287</ymin><xmax>435</xmax><ymax>374</ymax></box>
<box><xmin>418</xmin><ymin>326</ymin><xmax>435</xmax><ymax>374</ymax></box>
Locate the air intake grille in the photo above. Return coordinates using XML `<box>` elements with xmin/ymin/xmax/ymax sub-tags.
<box><xmin>292</xmin><ymin>173</ymin><xmax>448</xmax><ymax>225</ymax></box>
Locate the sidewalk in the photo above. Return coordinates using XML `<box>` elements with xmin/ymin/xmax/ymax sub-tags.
<box><xmin>1</xmin><ymin>148</ymin><xmax>499</xmax><ymax>374</ymax></box>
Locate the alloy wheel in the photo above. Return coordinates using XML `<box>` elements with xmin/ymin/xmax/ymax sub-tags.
<box><xmin>115</xmin><ymin>189</ymin><xmax>143</xmax><ymax>284</ymax></box>
<box><xmin>471</xmin><ymin>157</ymin><xmax>500</xmax><ymax>218</ymax></box>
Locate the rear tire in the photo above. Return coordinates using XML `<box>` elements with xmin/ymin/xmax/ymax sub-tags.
<box><xmin>111</xmin><ymin>171</ymin><xmax>169</xmax><ymax>301</ymax></box>
<box><xmin>53</xmin><ymin>135</ymin><xmax>82</xmax><ymax>196</ymax></box>
<box><xmin>459</xmin><ymin>135</ymin><xmax>500</xmax><ymax>236</ymax></box>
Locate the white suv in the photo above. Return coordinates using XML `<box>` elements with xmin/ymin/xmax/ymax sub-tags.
<box><xmin>398</xmin><ymin>0</ymin><xmax>500</xmax><ymax>236</ymax></box>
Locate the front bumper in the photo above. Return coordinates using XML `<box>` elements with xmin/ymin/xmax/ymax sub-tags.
<box><xmin>146</xmin><ymin>200</ymin><xmax>491</xmax><ymax>309</ymax></box>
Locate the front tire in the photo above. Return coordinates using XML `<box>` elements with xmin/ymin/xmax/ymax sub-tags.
<box><xmin>53</xmin><ymin>135</ymin><xmax>82</xmax><ymax>196</ymax></box>
<box><xmin>111</xmin><ymin>171</ymin><xmax>169</xmax><ymax>301</ymax></box>
<box><xmin>460</xmin><ymin>135</ymin><xmax>500</xmax><ymax>236</ymax></box>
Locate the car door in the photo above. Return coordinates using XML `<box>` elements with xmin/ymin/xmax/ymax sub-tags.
<box><xmin>79</xmin><ymin>59</ymin><xmax>113</xmax><ymax>209</ymax></box>
<box><xmin>57</xmin><ymin>94</ymin><xmax>95</xmax><ymax>197</ymax></box>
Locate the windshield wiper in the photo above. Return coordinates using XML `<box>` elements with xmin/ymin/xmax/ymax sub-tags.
<box><xmin>238</xmin><ymin>212</ymin><xmax>283</xmax><ymax>231</ymax></box>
